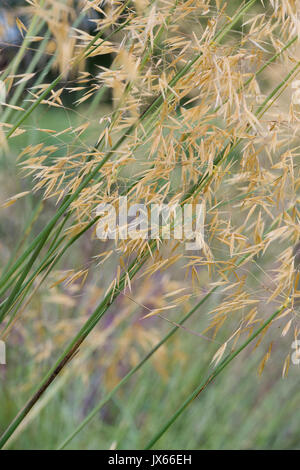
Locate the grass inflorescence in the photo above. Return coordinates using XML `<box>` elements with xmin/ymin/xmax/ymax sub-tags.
<box><xmin>0</xmin><ymin>0</ymin><xmax>300</xmax><ymax>450</ymax></box>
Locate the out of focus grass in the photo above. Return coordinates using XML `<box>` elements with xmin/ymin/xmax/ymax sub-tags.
<box><xmin>2</xmin><ymin>301</ymin><xmax>299</xmax><ymax>450</ymax></box>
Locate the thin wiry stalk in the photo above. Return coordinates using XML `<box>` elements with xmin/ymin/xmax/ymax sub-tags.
<box><xmin>0</xmin><ymin>227</ymin><xmax>60</xmax><ymax>307</ymax></box>
<box><xmin>0</xmin><ymin>214</ymin><xmax>71</xmax><ymax>328</ymax></box>
<box><xmin>57</xmin><ymin>292</ymin><xmax>217</xmax><ymax>450</ymax></box>
<box><xmin>144</xmin><ymin>301</ymin><xmax>290</xmax><ymax>449</ymax></box>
